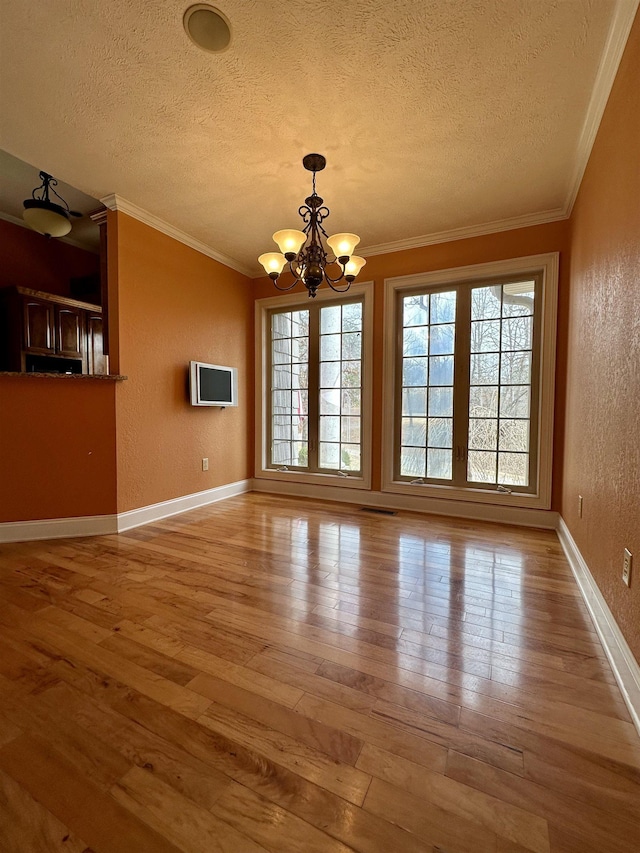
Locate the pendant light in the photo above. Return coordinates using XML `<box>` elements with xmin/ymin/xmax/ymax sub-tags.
<box><xmin>23</xmin><ymin>171</ymin><xmax>82</xmax><ymax>238</ymax></box>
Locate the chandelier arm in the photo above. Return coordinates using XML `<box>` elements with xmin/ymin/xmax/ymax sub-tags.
<box><xmin>271</xmin><ymin>276</ymin><xmax>300</xmax><ymax>292</ymax></box>
<box><xmin>322</xmin><ymin>264</ymin><xmax>348</xmax><ymax>285</ymax></box>
<box><xmin>324</xmin><ymin>276</ymin><xmax>353</xmax><ymax>294</ymax></box>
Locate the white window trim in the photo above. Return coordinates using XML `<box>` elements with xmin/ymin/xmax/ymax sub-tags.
<box><xmin>255</xmin><ymin>282</ymin><xmax>374</xmax><ymax>490</ymax></box>
<box><xmin>382</xmin><ymin>253</ymin><xmax>558</xmax><ymax>510</ymax></box>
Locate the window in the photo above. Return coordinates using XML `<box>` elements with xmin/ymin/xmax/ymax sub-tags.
<box><xmin>256</xmin><ymin>284</ymin><xmax>372</xmax><ymax>488</ymax></box>
<box><xmin>383</xmin><ymin>254</ymin><xmax>558</xmax><ymax>509</ymax></box>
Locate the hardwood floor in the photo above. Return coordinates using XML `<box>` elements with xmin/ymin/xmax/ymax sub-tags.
<box><xmin>1</xmin><ymin>493</ymin><xmax>639</xmax><ymax>852</ymax></box>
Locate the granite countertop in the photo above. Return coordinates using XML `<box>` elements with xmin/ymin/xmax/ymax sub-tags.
<box><xmin>0</xmin><ymin>371</ymin><xmax>127</xmax><ymax>380</ymax></box>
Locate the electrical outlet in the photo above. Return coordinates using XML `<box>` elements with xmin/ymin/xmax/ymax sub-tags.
<box><xmin>202</xmin><ymin>457</ymin><xmax>209</xmax><ymax>472</ymax></box>
<box><xmin>622</xmin><ymin>549</ymin><xmax>632</xmax><ymax>586</ymax></box>
<box><xmin>578</xmin><ymin>495</ymin><xmax>583</xmax><ymax>518</ymax></box>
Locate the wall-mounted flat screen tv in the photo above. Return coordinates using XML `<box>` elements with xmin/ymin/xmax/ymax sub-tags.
<box><xmin>189</xmin><ymin>361</ymin><xmax>238</xmax><ymax>407</ymax></box>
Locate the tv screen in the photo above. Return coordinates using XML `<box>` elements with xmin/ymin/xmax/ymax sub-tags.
<box><xmin>190</xmin><ymin>361</ymin><xmax>238</xmax><ymax>406</ymax></box>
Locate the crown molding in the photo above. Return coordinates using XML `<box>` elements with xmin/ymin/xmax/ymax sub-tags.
<box><xmin>100</xmin><ymin>194</ymin><xmax>254</xmax><ymax>278</ymax></box>
<box><xmin>564</xmin><ymin>0</ymin><xmax>640</xmax><ymax>215</ymax></box>
<box><xmin>358</xmin><ymin>208</ymin><xmax>568</xmax><ymax>259</ymax></box>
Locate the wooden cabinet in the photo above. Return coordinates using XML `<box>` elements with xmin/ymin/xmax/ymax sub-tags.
<box><xmin>23</xmin><ymin>297</ymin><xmax>56</xmax><ymax>354</ymax></box>
<box><xmin>86</xmin><ymin>311</ymin><xmax>107</xmax><ymax>375</ymax></box>
<box><xmin>55</xmin><ymin>305</ymin><xmax>85</xmax><ymax>359</ymax></box>
<box><xmin>0</xmin><ymin>287</ymin><xmax>106</xmax><ymax>374</ymax></box>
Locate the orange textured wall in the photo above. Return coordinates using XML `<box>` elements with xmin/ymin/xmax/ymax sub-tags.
<box><xmin>114</xmin><ymin>213</ymin><xmax>253</xmax><ymax>514</ymax></box>
<box><xmin>562</xmin><ymin>13</ymin><xmax>640</xmax><ymax>660</ymax></box>
<box><xmin>0</xmin><ymin>218</ymin><xmax>99</xmax><ymax>298</ymax></box>
<box><xmin>0</xmin><ymin>376</ymin><xmax>117</xmax><ymax>522</ymax></box>
<box><xmin>254</xmin><ymin>220</ymin><xmax>571</xmax><ymax>506</ymax></box>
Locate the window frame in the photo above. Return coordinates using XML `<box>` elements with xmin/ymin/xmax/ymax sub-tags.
<box><xmin>382</xmin><ymin>254</ymin><xmax>558</xmax><ymax>510</ymax></box>
<box><xmin>255</xmin><ymin>282</ymin><xmax>373</xmax><ymax>490</ymax></box>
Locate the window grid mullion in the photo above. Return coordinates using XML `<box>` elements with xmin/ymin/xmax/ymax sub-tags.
<box><xmin>495</xmin><ymin>289</ymin><xmax>504</xmax><ymax>486</ymax></box>
<box><xmin>307</xmin><ymin>305</ymin><xmax>320</xmax><ymax>472</ymax></box>
<box><xmin>452</xmin><ymin>284</ymin><xmax>470</xmax><ymax>487</ymax></box>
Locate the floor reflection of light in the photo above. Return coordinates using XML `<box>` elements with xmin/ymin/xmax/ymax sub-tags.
<box><xmin>269</xmin><ymin>514</ymin><xmax>314</xmax><ymax>617</ymax></box>
<box><xmin>318</xmin><ymin>521</ymin><xmax>361</xmax><ymax>612</ymax></box>
<box><xmin>463</xmin><ymin>541</ymin><xmax>524</xmax><ymax>684</ymax></box>
<box><xmin>396</xmin><ymin>531</ymin><xmax>453</xmax><ymax>652</ymax></box>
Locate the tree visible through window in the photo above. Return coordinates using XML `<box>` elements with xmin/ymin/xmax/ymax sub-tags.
<box><xmin>268</xmin><ymin>297</ymin><xmax>364</xmax><ymax>475</ymax></box>
<box><xmin>397</xmin><ymin>276</ymin><xmax>540</xmax><ymax>493</ymax></box>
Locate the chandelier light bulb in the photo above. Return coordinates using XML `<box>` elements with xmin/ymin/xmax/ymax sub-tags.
<box><xmin>344</xmin><ymin>256</ymin><xmax>366</xmax><ymax>280</ymax></box>
<box><xmin>327</xmin><ymin>233</ymin><xmax>360</xmax><ymax>261</ymax></box>
<box><xmin>258</xmin><ymin>252</ymin><xmax>287</xmax><ymax>278</ymax></box>
<box><xmin>273</xmin><ymin>229</ymin><xmax>306</xmax><ymax>259</ymax></box>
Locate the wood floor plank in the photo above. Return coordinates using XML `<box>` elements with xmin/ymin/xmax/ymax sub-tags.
<box><xmin>0</xmin><ymin>734</ymin><xmax>183</xmax><ymax>853</ymax></box>
<box><xmin>210</xmin><ymin>780</ymin><xmax>358</xmax><ymax>853</ymax></box>
<box><xmin>295</xmin><ymin>692</ymin><xmax>450</xmax><ymax>772</ymax></box>
<box><xmin>2</xmin><ymin>688</ymin><xmax>131</xmax><ymax>790</ymax></box>
<box><xmin>0</xmin><ymin>768</ymin><xmax>92</xmax><ymax>853</ymax></box>
<box><xmin>198</xmin><ymin>698</ymin><xmax>371</xmax><ymax>804</ymax></box>
<box><xmin>180</xmin><ymin>646</ymin><xmax>305</xmax><ymax>707</ymax></box>
<box><xmin>190</xmin><ymin>673</ymin><xmax>362</xmax><ymax>763</ymax></box>
<box><xmin>363</xmin><ymin>776</ymin><xmax>499</xmax><ymax>852</ymax></box>
<box><xmin>316</xmin><ymin>658</ymin><xmax>461</xmax><ymax>724</ymax></box>
<box><xmin>21</xmin><ymin>615</ymin><xmax>212</xmax><ymax>719</ymax></box>
<box><xmin>458</xmin><ymin>699</ymin><xmax>640</xmax><ymax>767</ymax></box>
<box><xmin>38</xmin><ymin>680</ymin><xmax>234</xmax><ymax>811</ymax></box>
<box><xmin>445</xmin><ymin>749</ymin><xmax>640</xmax><ymax>853</ymax></box>
<box><xmin>356</xmin><ymin>743</ymin><xmax>549</xmax><ymax>853</ymax></box>
<box><xmin>248</xmin><ymin>648</ymin><xmax>378</xmax><ymax>713</ymax></box>
<box><xmin>0</xmin><ymin>493</ymin><xmax>638</xmax><ymax>853</ymax></box>
<box><xmin>111</xmin><ymin>765</ymin><xmax>270</xmax><ymax>853</ymax></box>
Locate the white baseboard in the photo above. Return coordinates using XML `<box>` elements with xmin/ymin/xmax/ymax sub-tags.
<box><xmin>0</xmin><ymin>514</ymin><xmax>118</xmax><ymax>543</ymax></box>
<box><xmin>251</xmin><ymin>478</ymin><xmax>558</xmax><ymax>529</ymax></box>
<box><xmin>0</xmin><ymin>479</ymin><xmax>252</xmax><ymax>543</ymax></box>
<box><xmin>116</xmin><ymin>479</ymin><xmax>251</xmax><ymax>532</ymax></box>
<box><xmin>557</xmin><ymin>517</ymin><xmax>640</xmax><ymax>736</ymax></box>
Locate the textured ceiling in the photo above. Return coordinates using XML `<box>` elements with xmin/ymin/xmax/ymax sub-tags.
<box><xmin>0</xmin><ymin>0</ymin><xmax>630</xmax><ymax>275</ymax></box>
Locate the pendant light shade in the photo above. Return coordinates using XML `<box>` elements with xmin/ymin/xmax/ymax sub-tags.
<box><xmin>344</xmin><ymin>255</ymin><xmax>367</xmax><ymax>280</ymax></box>
<box><xmin>23</xmin><ymin>171</ymin><xmax>81</xmax><ymax>238</ymax></box>
<box><xmin>273</xmin><ymin>229</ymin><xmax>306</xmax><ymax>258</ymax></box>
<box><xmin>326</xmin><ymin>233</ymin><xmax>360</xmax><ymax>261</ymax></box>
<box><xmin>23</xmin><ymin>201</ymin><xmax>72</xmax><ymax>237</ymax></box>
<box><xmin>258</xmin><ymin>252</ymin><xmax>287</xmax><ymax>276</ymax></box>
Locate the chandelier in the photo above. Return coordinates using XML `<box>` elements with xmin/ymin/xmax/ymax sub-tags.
<box><xmin>258</xmin><ymin>153</ymin><xmax>366</xmax><ymax>298</ymax></box>
<box><xmin>23</xmin><ymin>171</ymin><xmax>82</xmax><ymax>238</ymax></box>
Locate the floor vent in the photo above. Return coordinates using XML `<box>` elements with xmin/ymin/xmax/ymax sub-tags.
<box><xmin>359</xmin><ymin>507</ymin><xmax>397</xmax><ymax>515</ymax></box>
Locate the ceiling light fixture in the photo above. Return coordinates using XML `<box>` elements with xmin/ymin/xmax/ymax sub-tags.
<box><xmin>259</xmin><ymin>153</ymin><xmax>366</xmax><ymax>299</ymax></box>
<box><xmin>23</xmin><ymin>171</ymin><xmax>81</xmax><ymax>238</ymax></box>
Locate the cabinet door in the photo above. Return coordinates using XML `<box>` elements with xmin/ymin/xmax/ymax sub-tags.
<box><xmin>86</xmin><ymin>312</ymin><xmax>107</xmax><ymax>374</ymax></box>
<box><xmin>23</xmin><ymin>299</ymin><xmax>55</xmax><ymax>354</ymax></box>
<box><xmin>56</xmin><ymin>306</ymin><xmax>84</xmax><ymax>357</ymax></box>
